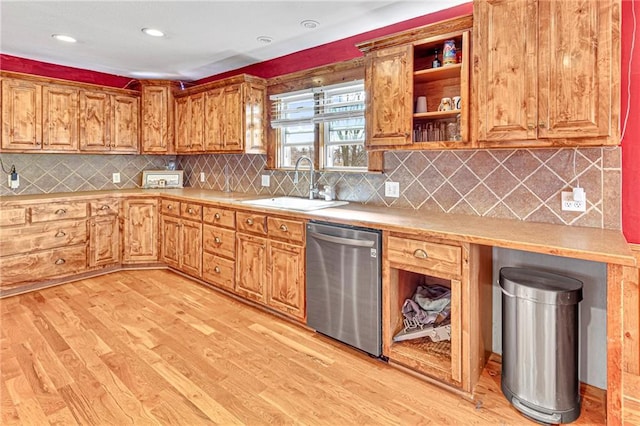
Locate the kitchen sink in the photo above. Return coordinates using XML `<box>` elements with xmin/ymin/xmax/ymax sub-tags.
<box><xmin>240</xmin><ymin>196</ymin><xmax>348</xmax><ymax>211</ymax></box>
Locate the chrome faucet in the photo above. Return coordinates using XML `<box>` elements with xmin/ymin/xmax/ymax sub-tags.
<box><xmin>293</xmin><ymin>156</ymin><xmax>318</xmax><ymax>199</ymax></box>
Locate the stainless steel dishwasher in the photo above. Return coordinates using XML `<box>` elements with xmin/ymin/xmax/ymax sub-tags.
<box><xmin>306</xmin><ymin>221</ymin><xmax>382</xmax><ymax>357</ymax></box>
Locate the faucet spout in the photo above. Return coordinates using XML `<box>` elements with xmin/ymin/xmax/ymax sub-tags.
<box><xmin>294</xmin><ymin>156</ymin><xmax>317</xmax><ymax>199</ymax></box>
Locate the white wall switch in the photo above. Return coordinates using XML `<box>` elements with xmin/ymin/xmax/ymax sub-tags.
<box><xmin>112</xmin><ymin>172</ymin><xmax>121</xmax><ymax>184</ymax></box>
<box><xmin>561</xmin><ymin>191</ymin><xmax>586</xmax><ymax>212</ymax></box>
<box><xmin>200</xmin><ymin>172</ymin><xmax>206</xmax><ymax>182</ymax></box>
<box><xmin>261</xmin><ymin>175</ymin><xmax>270</xmax><ymax>187</ymax></box>
<box><xmin>385</xmin><ymin>181</ymin><xmax>400</xmax><ymax>198</ymax></box>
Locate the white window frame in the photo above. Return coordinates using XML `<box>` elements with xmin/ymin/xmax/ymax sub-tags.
<box><xmin>271</xmin><ymin>80</ymin><xmax>366</xmax><ymax>171</ymax></box>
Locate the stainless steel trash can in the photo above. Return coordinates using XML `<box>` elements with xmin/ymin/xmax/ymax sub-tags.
<box><xmin>500</xmin><ymin>267</ymin><xmax>583</xmax><ymax>424</ymax></box>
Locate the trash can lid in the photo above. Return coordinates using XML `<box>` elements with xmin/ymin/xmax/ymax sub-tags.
<box><xmin>499</xmin><ymin>267</ymin><xmax>583</xmax><ymax>305</ymax></box>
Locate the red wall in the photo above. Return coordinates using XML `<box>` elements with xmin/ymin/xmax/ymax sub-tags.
<box><xmin>621</xmin><ymin>0</ymin><xmax>640</xmax><ymax>244</ymax></box>
<box><xmin>1</xmin><ymin>1</ymin><xmax>638</xmax><ymax>243</ymax></box>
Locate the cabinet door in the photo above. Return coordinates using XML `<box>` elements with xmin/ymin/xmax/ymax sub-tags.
<box><xmin>79</xmin><ymin>90</ymin><xmax>110</xmax><ymax>151</ymax></box>
<box><xmin>365</xmin><ymin>44</ymin><xmax>413</xmax><ymax>146</ymax></box>
<box><xmin>122</xmin><ymin>199</ymin><xmax>159</xmax><ymax>263</ymax></box>
<box><xmin>537</xmin><ymin>0</ymin><xmax>616</xmax><ymax>140</ymax></box>
<box><xmin>141</xmin><ymin>84</ymin><xmax>173</xmax><ymax>153</ymax></box>
<box><xmin>473</xmin><ymin>0</ymin><xmax>538</xmax><ymax>142</ymax></box>
<box><xmin>42</xmin><ymin>85</ymin><xmax>79</xmax><ymax>151</ymax></box>
<box><xmin>181</xmin><ymin>220</ymin><xmax>202</xmax><ymax>277</ymax></box>
<box><xmin>222</xmin><ymin>84</ymin><xmax>243</xmax><ymax>151</ymax></box>
<box><xmin>89</xmin><ymin>215</ymin><xmax>120</xmax><ymax>267</ymax></box>
<box><xmin>161</xmin><ymin>215</ymin><xmax>180</xmax><ymax>269</ymax></box>
<box><xmin>268</xmin><ymin>241</ymin><xmax>305</xmax><ymax>320</ymax></box>
<box><xmin>190</xmin><ymin>92</ymin><xmax>205</xmax><ymax>152</ymax></box>
<box><xmin>204</xmin><ymin>88</ymin><xmax>224</xmax><ymax>151</ymax></box>
<box><xmin>244</xmin><ymin>83</ymin><xmax>266</xmax><ymax>154</ymax></box>
<box><xmin>236</xmin><ymin>233</ymin><xmax>267</xmax><ymax>303</ymax></box>
<box><xmin>111</xmin><ymin>95</ymin><xmax>139</xmax><ymax>152</ymax></box>
<box><xmin>1</xmin><ymin>78</ymin><xmax>42</xmax><ymax>150</ymax></box>
<box><xmin>174</xmin><ymin>96</ymin><xmax>191</xmax><ymax>152</ymax></box>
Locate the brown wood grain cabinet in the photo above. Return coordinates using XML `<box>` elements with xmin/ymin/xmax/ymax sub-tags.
<box><xmin>122</xmin><ymin>198</ymin><xmax>159</xmax><ymax>263</ymax></box>
<box><xmin>41</xmin><ymin>84</ymin><xmax>79</xmax><ymax>151</ymax></box>
<box><xmin>236</xmin><ymin>232</ymin><xmax>268</xmax><ymax>303</ymax></box>
<box><xmin>202</xmin><ymin>206</ymin><xmax>237</xmax><ymax>292</ymax></box>
<box><xmin>160</xmin><ymin>199</ymin><xmax>202</xmax><ymax>277</ymax></box>
<box><xmin>140</xmin><ymin>80</ymin><xmax>175</xmax><ymax>154</ymax></box>
<box><xmin>88</xmin><ymin>199</ymin><xmax>120</xmax><ymax>267</ymax></box>
<box><xmin>473</xmin><ymin>0</ymin><xmax>620</xmax><ymax>147</ymax></box>
<box><xmin>80</xmin><ymin>90</ymin><xmax>139</xmax><ymax>153</ymax></box>
<box><xmin>620</xmin><ymin>247</ymin><xmax>640</xmax><ymax>424</ymax></box>
<box><xmin>174</xmin><ymin>92</ymin><xmax>204</xmax><ymax>153</ymax></box>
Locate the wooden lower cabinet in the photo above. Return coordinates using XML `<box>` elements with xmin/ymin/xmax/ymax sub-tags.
<box><xmin>89</xmin><ymin>215</ymin><xmax>120</xmax><ymax>267</ymax></box>
<box><xmin>235</xmin><ymin>232</ymin><xmax>267</xmax><ymax>303</ymax></box>
<box><xmin>160</xmin><ymin>200</ymin><xmax>203</xmax><ymax>278</ymax></box>
<box><xmin>267</xmin><ymin>241</ymin><xmax>305</xmax><ymax>321</ymax></box>
<box><xmin>122</xmin><ymin>198</ymin><xmax>159</xmax><ymax>263</ymax></box>
<box><xmin>621</xmin><ymin>246</ymin><xmax>640</xmax><ymax>424</ymax></box>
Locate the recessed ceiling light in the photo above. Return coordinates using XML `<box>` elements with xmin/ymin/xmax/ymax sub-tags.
<box><xmin>142</xmin><ymin>28</ymin><xmax>165</xmax><ymax>37</ymax></box>
<box><xmin>256</xmin><ymin>36</ymin><xmax>273</xmax><ymax>44</ymax></box>
<box><xmin>52</xmin><ymin>34</ymin><xmax>77</xmax><ymax>43</ymax></box>
<box><xmin>300</xmin><ymin>20</ymin><xmax>319</xmax><ymax>29</ymax></box>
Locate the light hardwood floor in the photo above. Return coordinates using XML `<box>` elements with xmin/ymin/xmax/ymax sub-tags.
<box><xmin>1</xmin><ymin>269</ymin><xmax>606</xmax><ymax>425</ymax></box>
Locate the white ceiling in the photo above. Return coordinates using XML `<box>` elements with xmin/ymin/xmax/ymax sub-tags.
<box><xmin>0</xmin><ymin>1</ymin><xmax>467</xmax><ymax>81</ymax></box>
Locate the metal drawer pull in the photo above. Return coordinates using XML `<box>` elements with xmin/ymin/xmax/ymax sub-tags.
<box><xmin>188</xmin><ymin>208</ymin><xmax>194</xmax><ymax>214</ymax></box>
<box><xmin>214</xmin><ymin>213</ymin><xmax>221</xmax><ymax>220</ymax></box>
<box><xmin>214</xmin><ymin>266</ymin><xmax>221</xmax><ymax>273</ymax></box>
<box><xmin>55</xmin><ymin>209</ymin><xmax>67</xmax><ymax>215</ymax></box>
<box><xmin>54</xmin><ymin>258</ymin><xmax>66</xmax><ymax>265</ymax></box>
<box><xmin>279</xmin><ymin>224</ymin><xmax>288</xmax><ymax>232</ymax></box>
<box><xmin>308</xmin><ymin>231</ymin><xmax>374</xmax><ymax>248</ymax></box>
<box><xmin>100</xmin><ymin>205</ymin><xmax>110</xmax><ymax>210</ymax></box>
<box><xmin>214</xmin><ymin>237</ymin><xmax>222</xmax><ymax>244</ymax></box>
<box><xmin>413</xmin><ymin>249</ymin><xmax>428</xmax><ymax>259</ymax></box>
<box><xmin>55</xmin><ymin>230</ymin><xmax>66</xmax><ymax>237</ymax></box>
<box><xmin>167</xmin><ymin>205</ymin><xmax>173</xmax><ymax>210</ymax></box>
<box><xmin>246</xmin><ymin>218</ymin><xmax>254</xmax><ymax>225</ymax></box>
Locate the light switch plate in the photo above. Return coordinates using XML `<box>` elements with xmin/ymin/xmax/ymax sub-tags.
<box><xmin>385</xmin><ymin>181</ymin><xmax>400</xmax><ymax>198</ymax></box>
<box><xmin>261</xmin><ymin>175</ymin><xmax>270</xmax><ymax>187</ymax></box>
<box><xmin>112</xmin><ymin>172</ymin><xmax>121</xmax><ymax>184</ymax></box>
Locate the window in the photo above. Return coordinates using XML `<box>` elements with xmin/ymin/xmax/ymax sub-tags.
<box><xmin>271</xmin><ymin>81</ymin><xmax>366</xmax><ymax>170</ymax></box>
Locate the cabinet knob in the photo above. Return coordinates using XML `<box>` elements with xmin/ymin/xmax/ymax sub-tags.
<box><xmin>413</xmin><ymin>249</ymin><xmax>428</xmax><ymax>259</ymax></box>
<box><xmin>167</xmin><ymin>205</ymin><xmax>173</xmax><ymax>210</ymax></box>
<box><xmin>214</xmin><ymin>237</ymin><xmax>222</xmax><ymax>244</ymax></box>
<box><xmin>91</xmin><ymin>223</ymin><xmax>96</xmax><ymax>227</ymax></box>
<box><xmin>55</xmin><ymin>230</ymin><xmax>66</xmax><ymax>237</ymax></box>
<box><xmin>538</xmin><ymin>122</ymin><xmax>546</xmax><ymax>129</ymax></box>
<box><xmin>214</xmin><ymin>213</ymin><xmax>221</xmax><ymax>220</ymax></box>
<box><xmin>214</xmin><ymin>266</ymin><xmax>221</xmax><ymax>273</ymax></box>
<box><xmin>55</xmin><ymin>208</ymin><xmax>67</xmax><ymax>215</ymax></box>
<box><xmin>54</xmin><ymin>258</ymin><xmax>66</xmax><ymax>265</ymax></box>
<box><xmin>527</xmin><ymin>124</ymin><xmax>535</xmax><ymax>130</ymax></box>
<box><xmin>246</xmin><ymin>218</ymin><xmax>254</xmax><ymax>225</ymax></box>
<box><xmin>100</xmin><ymin>204</ymin><xmax>111</xmax><ymax>210</ymax></box>
<box><xmin>279</xmin><ymin>224</ymin><xmax>288</xmax><ymax>232</ymax></box>
<box><xmin>188</xmin><ymin>208</ymin><xmax>194</xmax><ymax>214</ymax></box>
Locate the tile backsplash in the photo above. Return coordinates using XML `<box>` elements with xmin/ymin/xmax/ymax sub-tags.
<box><xmin>0</xmin><ymin>147</ymin><xmax>621</xmax><ymax>230</ymax></box>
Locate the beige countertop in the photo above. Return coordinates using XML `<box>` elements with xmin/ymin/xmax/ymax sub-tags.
<box><xmin>2</xmin><ymin>188</ymin><xmax>635</xmax><ymax>267</ymax></box>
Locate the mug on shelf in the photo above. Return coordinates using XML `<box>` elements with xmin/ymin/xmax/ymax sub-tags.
<box><xmin>438</xmin><ymin>97</ymin><xmax>452</xmax><ymax>111</ymax></box>
<box><xmin>452</xmin><ymin>96</ymin><xmax>461</xmax><ymax>110</ymax></box>
<box><xmin>416</xmin><ymin>96</ymin><xmax>427</xmax><ymax>113</ymax></box>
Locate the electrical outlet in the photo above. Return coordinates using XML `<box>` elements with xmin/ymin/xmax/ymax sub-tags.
<box><xmin>200</xmin><ymin>172</ymin><xmax>206</xmax><ymax>182</ymax></box>
<box><xmin>112</xmin><ymin>172</ymin><xmax>121</xmax><ymax>184</ymax></box>
<box><xmin>7</xmin><ymin>173</ymin><xmax>19</xmax><ymax>189</ymax></box>
<box><xmin>385</xmin><ymin>181</ymin><xmax>400</xmax><ymax>198</ymax></box>
<box><xmin>561</xmin><ymin>191</ymin><xmax>586</xmax><ymax>212</ymax></box>
<box><xmin>261</xmin><ymin>175</ymin><xmax>270</xmax><ymax>187</ymax></box>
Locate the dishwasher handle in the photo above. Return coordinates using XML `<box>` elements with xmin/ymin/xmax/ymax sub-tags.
<box><xmin>308</xmin><ymin>230</ymin><xmax>375</xmax><ymax>248</ymax></box>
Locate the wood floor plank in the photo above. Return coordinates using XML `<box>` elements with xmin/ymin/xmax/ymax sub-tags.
<box><xmin>0</xmin><ymin>269</ymin><xmax>606</xmax><ymax>425</ymax></box>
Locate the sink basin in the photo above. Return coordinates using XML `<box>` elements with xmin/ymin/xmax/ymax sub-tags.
<box><xmin>240</xmin><ymin>196</ymin><xmax>348</xmax><ymax>211</ymax></box>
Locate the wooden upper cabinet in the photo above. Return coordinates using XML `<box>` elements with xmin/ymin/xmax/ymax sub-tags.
<box><xmin>175</xmin><ymin>92</ymin><xmax>205</xmax><ymax>153</ymax></box>
<box><xmin>244</xmin><ymin>82</ymin><xmax>266</xmax><ymax>154</ymax></box>
<box><xmin>364</xmin><ymin>44</ymin><xmax>413</xmax><ymax>147</ymax></box>
<box><xmin>80</xmin><ymin>90</ymin><xmax>110</xmax><ymax>151</ymax></box>
<box><xmin>140</xmin><ymin>81</ymin><xmax>175</xmax><ymax>154</ymax></box>
<box><xmin>174</xmin><ymin>96</ymin><xmax>190</xmax><ymax>152</ymax></box>
<box><xmin>42</xmin><ymin>84</ymin><xmax>79</xmax><ymax>151</ymax></box>
<box><xmin>222</xmin><ymin>84</ymin><xmax>243</xmax><ymax>150</ymax></box>
<box><xmin>473</xmin><ymin>0</ymin><xmax>620</xmax><ymax>146</ymax></box>
<box><xmin>204</xmin><ymin>88</ymin><xmax>224</xmax><ymax>151</ymax></box>
<box><xmin>1</xmin><ymin>78</ymin><xmax>42</xmax><ymax>151</ymax></box>
<box><xmin>111</xmin><ymin>95</ymin><xmax>139</xmax><ymax>152</ymax></box>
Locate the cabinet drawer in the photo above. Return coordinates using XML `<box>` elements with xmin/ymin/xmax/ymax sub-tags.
<box><xmin>202</xmin><ymin>206</ymin><xmax>235</xmax><ymax>228</ymax></box>
<box><xmin>0</xmin><ymin>207</ymin><xmax>27</xmax><ymax>227</ymax></box>
<box><xmin>0</xmin><ymin>244</ymin><xmax>87</xmax><ymax>288</ymax></box>
<box><xmin>387</xmin><ymin>235</ymin><xmax>461</xmax><ymax>277</ymax></box>
<box><xmin>90</xmin><ymin>199</ymin><xmax>119</xmax><ymax>216</ymax></box>
<box><xmin>202</xmin><ymin>253</ymin><xmax>235</xmax><ymax>292</ymax></box>
<box><xmin>0</xmin><ymin>219</ymin><xmax>87</xmax><ymax>256</ymax></box>
<box><xmin>237</xmin><ymin>211</ymin><xmax>267</xmax><ymax>235</ymax></box>
<box><xmin>30</xmin><ymin>202</ymin><xmax>87</xmax><ymax>223</ymax></box>
<box><xmin>180</xmin><ymin>203</ymin><xmax>202</xmax><ymax>221</ymax></box>
<box><xmin>267</xmin><ymin>217</ymin><xmax>304</xmax><ymax>244</ymax></box>
<box><xmin>203</xmin><ymin>225</ymin><xmax>235</xmax><ymax>259</ymax></box>
<box><xmin>161</xmin><ymin>199</ymin><xmax>181</xmax><ymax>216</ymax></box>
